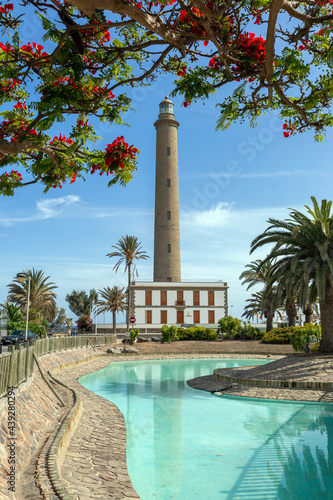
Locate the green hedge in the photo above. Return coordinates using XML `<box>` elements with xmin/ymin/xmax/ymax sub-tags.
<box><xmin>262</xmin><ymin>324</ymin><xmax>321</xmax><ymax>347</ymax></box>
<box><xmin>261</xmin><ymin>328</ymin><xmax>292</xmax><ymax>344</ymax></box>
<box><xmin>177</xmin><ymin>326</ymin><xmax>217</xmax><ymax>341</ymax></box>
<box><xmin>161</xmin><ymin>325</ymin><xmax>217</xmax><ymax>343</ymax></box>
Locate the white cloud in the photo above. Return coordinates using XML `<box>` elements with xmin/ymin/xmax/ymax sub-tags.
<box><xmin>181</xmin><ymin>202</ymin><xmax>233</xmax><ymax>229</ymax></box>
<box><xmin>0</xmin><ymin>195</ymin><xmax>81</xmax><ymax>226</ymax></box>
<box><xmin>36</xmin><ymin>195</ymin><xmax>80</xmax><ymax>218</ymax></box>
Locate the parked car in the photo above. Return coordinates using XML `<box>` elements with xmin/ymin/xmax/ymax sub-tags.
<box><xmin>1</xmin><ymin>330</ymin><xmax>38</xmax><ymax>345</ymax></box>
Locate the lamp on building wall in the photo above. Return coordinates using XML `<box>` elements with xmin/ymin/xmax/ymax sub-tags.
<box><xmin>186</xmin><ymin>311</ymin><xmax>191</xmax><ymax>317</ymax></box>
<box><xmin>16</xmin><ymin>272</ymin><xmax>31</xmax><ymax>342</ymax></box>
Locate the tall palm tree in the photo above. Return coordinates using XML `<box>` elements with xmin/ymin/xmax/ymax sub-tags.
<box><xmin>7</xmin><ymin>268</ymin><xmax>57</xmax><ymax>322</ymax></box>
<box><xmin>250</xmin><ymin>197</ymin><xmax>333</xmax><ymax>353</ymax></box>
<box><xmin>240</xmin><ymin>259</ymin><xmax>276</xmax><ymax>332</ymax></box>
<box><xmin>95</xmin><ymin>286</ymin><xmax>127</xmax><ymax>334</ymax></box>
<box><xmin>107</xmin><ymin>235</ymin><xmax>149</xmax><ymax>331</ymax></box>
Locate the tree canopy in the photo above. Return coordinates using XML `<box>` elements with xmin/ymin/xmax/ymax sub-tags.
<box><xmin>2</xmin><ymin>1</ymin><xmax>333</xmax><ymax>195</ymax></box>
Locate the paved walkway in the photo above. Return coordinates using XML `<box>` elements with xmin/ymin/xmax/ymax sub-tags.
<box><xmin>188</xmin><ymin>354</ymin><xmax>333</xmax><ymax>403</ymax></box>
<box><xmin>25</xmin><ymin>342</ymin><xmax>333</xmax><ymax>499</ymax></box>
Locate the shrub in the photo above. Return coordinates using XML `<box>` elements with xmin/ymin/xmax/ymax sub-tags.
<box><xmin>217</xmin><ymin>316</ymin><xmax>241</xmax><ymax>337</ymax></box>
<box><xmin>177</xmin><ymin>326</ymin><xmax>217</xmax><ymax>341</ymax></box>
<box><xmin>161</xmin><ymin>325</ymin><xmax>179</xmax><ymax>343</ymax></box>
<box><xmin>77</xmin><ymin>315</ymin><xmax>93</xmax><ymax>332</ymax></box>
<box><xmin>311</xmin><ymin>342</ymin><xmax>319</xmax><ymax>352</ymax></box>
<box><xmin>290</xmin><ymin>324</ymin><xmax>322</xmax><ymax>352</ymax></box>
<box><xmin>7</xmin><ymin>320</ymin><xmax>46</xmax><ymax>337</ymax></box>
<box><xmin>233</xmin><ymin>324</ymin><xmax>263</xmax><ymax>341</ymax></box>
<box><xmin>28</xmin><ymin>322</ymin><xmax>46</xmax><ymax>337</ymax></box>
<box><xmin>129</xmin><ymin>329</ymin><xmax>139</xmax><ymax>344</ymax></box>
<box><xmin>261</xmin><ymin>327</ymin><xmax>292</xmax><ymax>344</ymax></box>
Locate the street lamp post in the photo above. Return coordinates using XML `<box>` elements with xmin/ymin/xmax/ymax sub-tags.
<box><xmin>16</xmin><ymin>272</ymin><xmax>31</xmax><ymax>342</ymax></box>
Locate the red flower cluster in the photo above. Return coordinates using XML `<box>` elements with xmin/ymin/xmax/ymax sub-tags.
<box><xmin>177</xmin><ymin>8</ymin><xmax>206</xmax><ymax>37</ymax></box>
<box><xmin>0</xmin><ymin>42</ymin><xmax>13</xmax><ymax>53</ymax></box>
<box><xmin>50</xmin><ymin>133</ymin><xmax>74</xmax><ymax>145</ymax></box>
<box><xmin>90</xmin><ymin>136</ymin><xmax>138</xmax><ymax>175</ymax></box>
<box><xmin>104</xmin><ymin>136</ymin><xmax>138</xmax><ymax>169</ymax></box>
<box><xmin>0</xmin><ymin>3</ymin><xmax>13</xmax><ymax>14</ymax></box>
<box><xmin>282</xmin><ymin>123</ymin><xmax>295</xmax><ymax>138</ymax></box>
<box><xmin>0</xmin><ymin>118</ymin><xmax>37</xmax><ymax>143</ymax></box>
<box><xmin>0</xmin><ymin>78</ymin><xmax>20</xmax><ymax>94</ymax></box>
<box><xmin>233</xmin><ymin>33</ymin><xmax>266</xmax><ymax>71</ymax></box>
<box><xmin>177</xmin><ymin>66</ymin><xmax>187</xmax><ymax>77</ymax></box>
<box><xmin>0</xmin><ymin>170</ymin><xmax>22</xmax><ymax>182</ymax></box>
<box><xmin>21</xmin><ymin>42</ymin><xmax>48</xmax><ymax>58</ymax></box>
<box><xmin>209</xmin><ymin>32</ymin><xmax>266</xmax><ymax>79</ymax></box>
<box><xmin>50</xmin><ymin>77</ymin><xmax>115</xmax><ymax>101</ymax></box>
<box><xmin>14</xmin><ymin>102</ymin><xmax>26</xmax><ymax>110</ymax></box>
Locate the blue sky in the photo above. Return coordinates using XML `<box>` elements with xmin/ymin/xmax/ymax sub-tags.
<box><xmin>2</xmin><ymin>6</ymin><xmax>333</xmax><ymax>323</ymax></box>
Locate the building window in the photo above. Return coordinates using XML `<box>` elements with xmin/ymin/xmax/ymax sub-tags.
<box><xmin>167</xmin><ymin>210</ymin><xmax>171</xmax><ymax>220</ymax></box>
<box><xmin>167</xmin><ymin>244</ymin><xmax>171</xmax><ymax>253</ymax></box>
<box><xmin>177</xmin><ymin>291</ymin><xmax>184</xmax><ymax>305</ymax></box>
<box><xmin>145</xmin><ymin>290</ymin><xmax>152</xmax><ymax>305</ymax></box>
<box><xmin>208</xmin><ymin>291</ymin><xmax>215</xmax><ymax>306</ymax></box>
<box><xmin>177</xmin><ymin>310</ymin><xmax>184</xmax><ymax>324</ymax></box>
<box><xmin>208</xmin><ymin>310</ymin><xmax>215</xmax><ymax>324</ymax></box>
<box><xmin>167</xmin><ymin>147</ymin><xmax>170</xmax><ymax>156</ymax></box>
<box><xmin>194</xmin><ymin>310</ymin><xmax>200</xmax><ymax>324</ymax></box>
<box><xmin>146</xmin><ymin>310</ymin><xmax>152</xmax><ymax>324</ymax></box>
<box><xmin>193</xmin><ymin>311</ymin><xmax>200</xmax><ymax>324</ymax></box>
<box><xmin>193</xmin><ymin>291</ymin><xmax>199</xmax><ymax>306</ymax></box>
<box><xmin>167</xmin><ymin>178</ymin><xmax>171</xmax><ymax>187</ymax></box>
<box><xmin>161</xmin><ymin>290</ymin><xmax>167</xmax><ymax>305</ymax></box>
<box><xmin>167</xmin><ymin>277</ymin><xmax>172</xmax><ymax>282</ymax></box>
<box><xmin>161</xmin><ymin>310</ymin><xmax>167</xmax><ymax>324</ymax></box>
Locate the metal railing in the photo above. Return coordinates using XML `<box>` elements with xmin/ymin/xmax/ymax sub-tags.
<box><xmin>0</xmin><ymin>334</ymin><xmax>116</xmax><ymax>400</ymax></box>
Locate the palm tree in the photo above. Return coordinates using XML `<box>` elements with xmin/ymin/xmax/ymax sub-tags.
<box><xmin>240</xmin><ymin>259</ymin><xmax>276</xmax><ymax>332</ymax></box>
<box><xmin>0</xmin><ymin>301</ymin><xmax>24</xmax><ymax>323</ymax></box>
<box><xmin>7</xmin><ymin>268</ymin><xmax>57</xmax><ymax>322</ymax></box>
<box><xmin>95</xmin><ymin>286</ymin><xmax>127</xmax><ymax>334</ymax></box>
<box><xmin>250</xmin><ymin>197</ymin><xmax>333</xmax><ymax>353</ymax></box>
<box><xmin>106</xmin><ymin>235</ymin><xmax>149</xmax><ymax>331</ymax></box>
<box><xmin>65</xmin><ymin>289</ymin><xmax>98</xmax><ymax>317</ymax></box>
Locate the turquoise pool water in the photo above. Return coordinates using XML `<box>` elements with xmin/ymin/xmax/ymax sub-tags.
<box><xmin>79</xmin><ymin>358</ymin><xmax>333</xmax><ymax>500</ymax></box>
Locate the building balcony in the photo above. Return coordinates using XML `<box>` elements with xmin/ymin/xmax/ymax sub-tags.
<box><xmin>175</xmin><ymin>300</ymin><xmax>186</xmax><ymax>308</ymax></box>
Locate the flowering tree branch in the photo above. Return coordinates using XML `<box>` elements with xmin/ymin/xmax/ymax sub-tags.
<box><xmin>1</xmin><ymin>0</ymin><xmax>333</xmax><ymax>195</ymax></box>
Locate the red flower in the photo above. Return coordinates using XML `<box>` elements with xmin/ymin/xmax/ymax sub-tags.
<box><xmin>14</xmin><ymin>102</ymin><xmax>26</xmax><ymax>110</ymax></box>
<box><xmin>283</xmin><ymin>132</ymin><xmax>290</xmax><ymax>138</ymax></box>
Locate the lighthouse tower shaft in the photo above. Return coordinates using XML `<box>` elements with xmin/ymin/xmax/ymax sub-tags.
<box><xmin>153</xmin><ymin>98</ymin><xmax>181</xmax><ymax>282</ymax></box>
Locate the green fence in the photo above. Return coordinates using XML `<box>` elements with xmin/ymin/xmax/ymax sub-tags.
<box><xmin>0</xmin><ymin>334</ymin><xmax>116</xmax><ymax>399</ymax></box>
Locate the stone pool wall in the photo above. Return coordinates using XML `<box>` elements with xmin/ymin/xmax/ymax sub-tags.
<box><xmin>0</xmin><ymin>346</ymin><xmax>108</xmax><ymax>499</ymax></box>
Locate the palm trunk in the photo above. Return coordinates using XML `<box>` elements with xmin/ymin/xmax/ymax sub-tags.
<box><xmin>266</xmin><ymin>297</ymin><xmax>274</xmax><ymax>333</ymax></box>
<box><xmin>127</xmin><ymin>264</ymin><xmax>131</xmax><ymax>332</ymax></box>
<box><xmin>319</xmin><ymin>283</ymin><xmax>333</xmax><ymax>353</ymax></box>
<box><xmin>113</xmin><ymin>311</ymin><xmax>116</xmax><ymax>334</ymax></box>
<box><xmin>286</xmin><ymin>300</ymin><xmax>297</xmax><ymax>327</ymax></box>
<box><xmin>303</xmin><ymin>305</ymin><xmax>313</xmax><ymax>325</ymax></box>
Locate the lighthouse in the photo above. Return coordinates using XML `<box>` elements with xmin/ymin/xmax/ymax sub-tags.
<box><xmin>131</xmin><ymin>98</ymin><xmax>228</xmax><ymax>329</ymax></box>
<box><xmin>153</xmin><ymin>96</ymin><xmax>181</xmax><ymax>282</ymax></box>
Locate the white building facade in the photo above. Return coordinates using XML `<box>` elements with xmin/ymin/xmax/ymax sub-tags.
<box><xmin>132</xmin><ymin>281</ymin><xmax>228</xmax><ymax>328</ymax></box>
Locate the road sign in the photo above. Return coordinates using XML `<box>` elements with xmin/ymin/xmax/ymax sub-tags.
<box><xmin>130</xmin><ymin>316</ymin><xmax>136</xmax><ymax>324</ymax></box>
